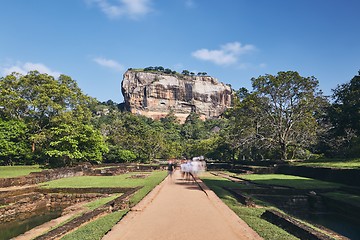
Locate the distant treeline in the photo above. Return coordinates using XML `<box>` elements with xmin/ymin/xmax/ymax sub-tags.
<box><xmin>0</xmin><ymin>70</ymin><xmax>359</xmax><ymax>167</ymax></box>
<box><xmin>129</xmin><ymin>66</ymin><xmax>207</xmax><ymax>76</ymax></box>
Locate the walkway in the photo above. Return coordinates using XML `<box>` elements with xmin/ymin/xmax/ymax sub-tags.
<box><xmin>103</xmin><ymin>170</ymin><xmax>262</xmax><ymax>240</ymax></box>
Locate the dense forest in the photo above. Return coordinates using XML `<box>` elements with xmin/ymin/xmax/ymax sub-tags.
<box><xmin>0</xmin><ymin>70</ymin><xmax>359</xmax><ymax>167</ymax></box>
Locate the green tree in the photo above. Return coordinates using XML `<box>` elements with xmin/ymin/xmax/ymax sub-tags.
<box><xmin>0</xmin><ymin>71</ymin><xmax>106</xmax><ymax>166</ymax></box>
<box><xmin>182</xmin><ymin>70</ymin><xmax>190</xmax><ymax>76</ymax></box>
<box><xmin>221</xmin><ymin>90</ymin><xmax>261</xmax><ymax>162</ymax></box>
<box><xmin>0</xmin><ymin>119</ymin><xmax>31</xmax><ymax>165</ymax></box>
<box><xmin>327</xmin><ymin>73</ymin><xmax>360</xmax><ymax>157</ymax></box>
<box><xmin>251</xmin><ymin>71</ymin><xmax>326</xmax><ymax>160</ymax></box>
<box><xmin>45</xmin><ymin>123</ymin><xmax>108</xmax><ymax>167</ymax></box>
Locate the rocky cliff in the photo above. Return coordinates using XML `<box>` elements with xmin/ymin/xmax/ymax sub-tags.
<box><xmin>121</xmin><ymin>69</ymin><xmax>232</xmax><ymax>123</ymax></box>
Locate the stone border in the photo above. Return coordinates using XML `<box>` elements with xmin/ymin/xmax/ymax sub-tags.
<box><xmin>0</xmin><ymin>187</ymin><xmax>141</xmax><ymax>223</ymax></box>
<box><xmin>261</xmin><ymin>210</ymin><xmax>335</xmax><ymax>240</ymax></box>
<box><xmin>34</xmin><ymin>186</ymin><xmax>142</xmax><ymax>240</ymax></box>
<box><xmin>0</xmin><ymin>164</ymin><xmax>161</xmax><ymax>188</ymax></box>
<box><xmin>223</xmin><ymin>187</ymin><xmax>256</xmax><ymax>207</ymax></box>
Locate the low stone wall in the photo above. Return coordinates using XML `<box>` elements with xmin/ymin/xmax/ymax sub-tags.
<box><xmin>35</xmin><ymin>186</ymin><xmax>142</xmax><ymax>240</ymax></box>
<box><xmin>0</xmin><ymin>193</ymin><xmax>48</xmax><ymax>222</ymax></box>
<box><xmin>0</xmin><ymin>186</ymin><xmax>38</xmax><ymax>202</ymax></box>
<box><xmin>223</xmin><ymin>187</ymin><xmax>255</xmax><ymax>207</ymax></box>
<box><xmin>0</xmin><ymin>164</ymin><xmax>159</xmax><ymax>188</ymax></box>
<box><xmin>275</xmin><ymin>165</ymin><xmax>360</xmax><ymax>187</ymax></box>
<box><xmin>0</xmin><ymin>185</ymin><xmax>142</xmax><ymax>224</ymax></box>
<box><xmin>0</xmin><ymin>166</ymin><xmax>85</xmax><ymax>188</ymax></box>
<box><xmin>261</xmin><ymin>210</ymin><xmax>333</xmax><ymax>240</ymax></box>
<box><xmin>320</xmin><ymin>195</ymin><xmax>360</xmax><ymax>222</ymax></box>
<box><xmin>45</xmin><ymin>193</ymin><xmax>109</xmax><ymax>208</ymax></box>
<box><xmin>0</xmin><ymin>191</ymin><xmax>108</xmax><ymax>223</ymax></box>
<box><xmin>38</xmin><ymin>187</ymin><xmax>132</xmax><ymax>194</ymax></box>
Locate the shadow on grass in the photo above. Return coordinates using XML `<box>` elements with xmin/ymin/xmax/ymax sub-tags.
<box><xmin>249</xmin><ymin>178</ymin><xmax>342</xmax><ymax>190</ymax></box>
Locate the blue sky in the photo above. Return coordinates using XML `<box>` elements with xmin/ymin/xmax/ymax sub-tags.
<box><xmin>1</xmin><ymin>0</ymin><xmax>359</xmax><ymax>103</ymax></box>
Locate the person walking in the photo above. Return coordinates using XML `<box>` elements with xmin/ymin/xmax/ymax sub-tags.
<box><xmin>167</xmin><ymin>159</ymin><xmax>175</xmax><ymax>180</ymax></box>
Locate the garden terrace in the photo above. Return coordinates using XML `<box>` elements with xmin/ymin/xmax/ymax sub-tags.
<box><xmin>202</xmin><ymin>171</ymin><xmax>360</xmax><ymax>239</ymax></box>
<box><xmin>0</xmin><ymin>166</ymin><xmax>166</xmax><ymax>240</ymax></box>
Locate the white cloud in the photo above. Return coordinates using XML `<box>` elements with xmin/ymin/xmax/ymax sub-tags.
<box><xmin>192</xmin><ymin>41</ymin><xmax>256</xmax><ymax>66</ymax></box>
<box><xmin>93</xmin><ymin>57</ymin><xmax>124</xmax><ymax>71</ymax></box>
<box><xmin>185</xmin><ymin>0</ymin><xmax>196</xmax><ymax>8</ymax></box>
<box><xmin>1</xmin><ymin>62</ymin><xmax>61</xmax><ymax>77</ymax></box>
<box><xmin>87</xmin><ymin>0</ymin><xmax>153</xmax><ymax>19</ymax></box>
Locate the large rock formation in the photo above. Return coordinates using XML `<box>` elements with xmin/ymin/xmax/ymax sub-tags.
<box><xmin>121</xmin><ymin>69</ymin><xmax>232</xmax><ymax>123</ymax></box>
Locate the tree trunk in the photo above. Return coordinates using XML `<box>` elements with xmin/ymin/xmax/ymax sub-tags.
<box><xmin>280</xmin><ymin>142</ymin><xmax>287</xmax><ymax>160</ymax></box>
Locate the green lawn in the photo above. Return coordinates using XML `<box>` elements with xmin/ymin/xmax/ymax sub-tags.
<box><xmin>237</xmin><ymin>174</ymin><xmax>342</xmax><ymax>189</ymax></box>
<box><xmin>322</xmin><ymin>192</ymin><xmax>360</xmax><ymax>208</ymax></box>
<box><xmin>40</xmin><ymin>171</ymin><xmax>167</xmax><ymax>206</ymax></box>
<box><xmin>201</xmin><ymin>174</ymin><xmax>299</xmax><ymax>240</ymax></box>
<box><xmin>48</xmin><ymin>170</ymin><xmax>167</xmax><ymax>239</ymax></box>
<box><xmin>292</xmin><ymin>158</ymin><xmax>360</xmax><ymax>169</ymax></box>
<box><xmin>61</xmin><ymin>210</ymin><xmax>128</xmax><ymax>240</ymax></box>
<box><xmin>41</xmin><ymin>171</ymin><xmax>165</xmax><ymax>188</ymax></box>
<box><xmin>0</xmin><ymin>165</ymin><xmax>43</xmax><ymax>178</ymax></box>
<box><xmin>85</xmin><ymin>194</ymin><xmax>122</xmax><ymax>211</ymax></box>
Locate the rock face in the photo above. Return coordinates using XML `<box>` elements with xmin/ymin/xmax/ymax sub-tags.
<box><xmin>121</xmin><ymin>70</ymin><xmax>232</xmax><ymax>122</ymax></box>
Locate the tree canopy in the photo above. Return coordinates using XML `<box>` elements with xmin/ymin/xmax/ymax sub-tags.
<box><xmin>0</xmin><ymin>70</ymin><xmax>358</xmax><ymax>167</ymax></box>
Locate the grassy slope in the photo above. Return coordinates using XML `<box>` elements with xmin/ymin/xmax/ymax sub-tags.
<box><xmin>0</xmin><ymin>165</ymin><xmax>42</xmax><ymax>178</ymax></box>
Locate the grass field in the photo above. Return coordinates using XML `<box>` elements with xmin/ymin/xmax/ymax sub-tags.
<box><xmin>292</xmin><ymin>158</ymin><xmax>360</xmax><ymax>169</ymax></box>
<box><xmin>201</xmin><ymin>172</ymin><xmax>346</xmax><ymax>240</ymax></box>
<box><xmin>322</xmin><ymin>192</ymin><xmax>360</xmax><ymax>208</ymax></box>
<box><xmin>0</xmin><ymin>165</ymin><xmax>43</xmax><ymax>178</ymax></box>
<box><xmin>201</xmin><ymin>173</ymin><xmax>299</xmax><ymax>240</ymax></box>
<box><xmin>61</xmin><ymin>210</ymin><xmax>128</xmax><ymax>240</ymax></box>
<box><xmin>49</xmin><ymin>170</ymin><xmax>167</xmax><ymax>239</ymax></box>
<box><xmin>236</xmin><ymin>173</ymin><xmax>342</xmax><ymax>189</ymax></box>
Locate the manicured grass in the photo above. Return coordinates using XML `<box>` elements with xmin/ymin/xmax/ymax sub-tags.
<box><xmin>41</xmin><ymin>171</ymin><xmax>166</xmax><ymax>189</ymax></box>
<box><xmin>0</xmin><ymin>165</ymin><xmax>43</xmax><ymax>178</ymax></box>
<box><xmin>237</xmin><ymin>174</ymin><xmax>342</xmax><ymax>189</ymax></box>
<box><xmin>61</xmin><ymin>210</ymin><xmax>128</xmax><ymax>240</ymax></box>
<box><xmin>85</xmin><ymin>194</ymin><xmax>122</xmax><ymax>211</ymax></box>
<box><xmin>292</xmin><ymin>158</ymin><xmax>360</xmax><ymax>169</ymax></box>
<box><xmin>322</xmin><ymin>192</ymin><xmax>360</xmax><ymax>208</ymax></box>
<box><xmin>44</xmin><ymin>171</ymin><xmax>167</xmax><ymax>239</ymax></box>
<box><xmin>41</xmin><ymin>170</ymin><xmax>168</xmax><ymax>208</ymax></box>
<box><xmin>41</xmin><ymin>170</ymin><xmax>167</xmax><ymax>208</ymax></box>
<box><xmin>201</xmin><ymin>174</ymin><xmax>299</xmax><ymax>240</ymax></box>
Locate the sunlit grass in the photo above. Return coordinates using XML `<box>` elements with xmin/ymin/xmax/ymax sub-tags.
<box><xmin>201</xmin><ymin>173</ymin><xmax>299</xmax><ymax>240</ymax></box>
<box><xmin>44</xmin><ymin>171</ymin><xmax>167</xmax><ymax>239</ymax></box>
<box><xmin>0</xmin><ymin>165</ymin><xmax>43</xmax><ymax>178</ymax></box>
<box><xmin>40</xmin><ymin>171</ymin><xmax>165</xmax><ymax>188</ymax></box>
<box><xmin>237</xmin><ymin>174</ymin><xmax>342</xmax><ymax>189</ymax></box>
<box><xmin>293</xmin><ymin>158</ymin><xmax>360</xmax><ymax>169</ymax></box>
<box><xmin>61</xmin><ymin>210</ymin><xmax>128</xmax><ymax>240</ymax></box>
<box><xmin>322</xmin><ymin>192</ymin><xmax>360</xmax><ymax>208</ymax></box>
<box><xmin>85</xmin><ymin>194</ymin><xmax>122</xmax><ymax>211</ymax></box>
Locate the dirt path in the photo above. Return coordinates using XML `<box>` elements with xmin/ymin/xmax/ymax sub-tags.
<box><xmin>103</xmin><ymin>170</ymin><xmax>262</xmax><ymax>240</ymax></box>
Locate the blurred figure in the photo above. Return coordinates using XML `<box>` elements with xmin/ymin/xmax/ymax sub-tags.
<box><xmin>167</xmin><ymin>159</ymin><xmax>175</xmax><ymax>180</ymax></box>
<box><xmin>185</xmin><ymin>160</ymin><xmax>192</xmax><ymax>182</ymax></box>
<box><xmin>180</xmin><ymin>160</ymin><xmax>186</xmax><ymax>179</ymax></box>
<box><xmin>192</xmin><ymin>159</ymin><xmax>200</xmax><ymax>179</ymax></box>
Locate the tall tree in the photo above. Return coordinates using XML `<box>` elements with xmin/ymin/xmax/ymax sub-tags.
<box><xmin>0</xmin><ymin>71</ymin><xmax>106</xmax><ymax>166</ymax></box>
<box><xmin>327</xmin><ymin>73</ymin><xmax>360</xmax><ymax>157</ymax></box>
<box><xmin>251</xmin><ymin>71</ymin><xmax>326</xmax><ymax>160</ymax></box>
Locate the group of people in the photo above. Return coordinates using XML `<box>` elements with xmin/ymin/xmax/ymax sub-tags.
<box><xmin>167</xmin><ymin>158</ymin><xmax>207</xmax><ymax>182</ymax></box>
